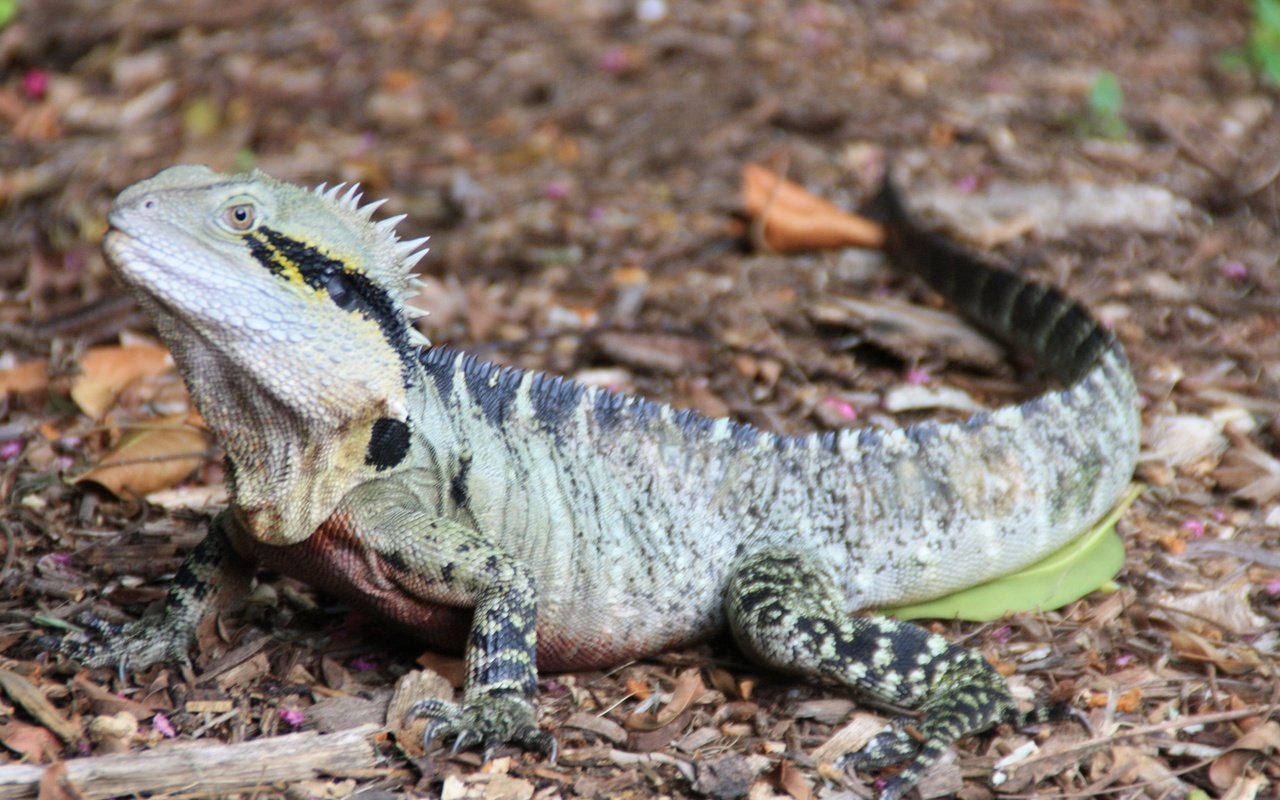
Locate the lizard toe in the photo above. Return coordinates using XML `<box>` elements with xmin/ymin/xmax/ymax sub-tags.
<box><xmin>837</xmin><ymin>720</ymin><xmax>920</xmax><ymax>772</ymax></box>
<box><xmin>410</xmin><ymin>694</ymin><xmax>552</xmax><ymax>761</ymax></box>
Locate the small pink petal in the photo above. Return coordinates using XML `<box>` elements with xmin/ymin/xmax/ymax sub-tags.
<box><xmin>1211</xmin><ymin>509</ymin><xmax>1227</xmax><ymax>522</ymax></box>
<box><xmin>1265</xmin><ymin>579</ymin><xmax>1280</xmax><ymax>596</ymax></box>
<box><xmin>1181</xmin><ymin>518</ymin><xmax>1206</xmax><ymax>538</ymax></box>
<box><xmin>21</xmin><ymin>69</ymin><xmax>49</xmax><ymax>101</ymax></box>
<box><xmin>905</xmin><ymin>367</ymin><xmax>931</xmax><ymax>385</ymax></box>
<box><xmin>278</xmin><ymin>708</ymin><xmax>305</xmax><ymax>728</ymax></box>
<box><xmin>991</xmin><ymin>625</ymin><xmax>1012</xmax><ymax>643</ymax></box>
<box><xmin>821</xmin><ymin>396</ymin><xmax>858</xmax><ymax>421</ymax></box>
<box><xmin>152</xmin><ymin>712</ymin><xmax>176</xmax><ymax>738</ymax></box>
<box><xmin>599</xmin><ymin>46</ymin><xmax>631</xmax><ymax>74</ymax></box>
<box><xmin>954</xmin><ymin>174</ymin><xmax>980</xmax><ymax>193</ymax></box>
<box><xmin>1114</xmin><ymin>651</ymin><xmax>1135</xmax><ymax>668</ymax></box>
<box><xmin>542</xmin><ymin>180</ymin><xmax>570</xmax><ymax>201</ymax></box>
<box><xmin>0</xmin><ymin>439</ymin><xmax>22</xmax><ymax>460</ymax></box>
<box><xmin>1219</xmin><ymin>260</ymin><xmax>1248</xmax><ymax>281</ymax></box>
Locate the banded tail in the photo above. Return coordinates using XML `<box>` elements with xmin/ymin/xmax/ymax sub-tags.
<box><xmin>874</xmin><ymin>178</ymin><xmax>1125</xmax><ymax>387</ymax></box>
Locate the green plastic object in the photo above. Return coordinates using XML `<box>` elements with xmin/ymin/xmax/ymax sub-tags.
<box><xmin>883</xmin><ymin>485</ymin><xmax>1142</xmax><ymax>622</ymax></box>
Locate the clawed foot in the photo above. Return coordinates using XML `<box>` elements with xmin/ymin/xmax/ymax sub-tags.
<box><xmin>408</xmin><ymin>693</ymin><xmax>556</xmax><ymax>763</ymax></box>
<box><xmin>836</xmin><ymin>718</ymin><xmax>939</xmax><ymax>800</ymax></box>
<box><xmin>37</xmin><ymin>612</ymin><xmax>194</xmax><ymax>669</ymax></box>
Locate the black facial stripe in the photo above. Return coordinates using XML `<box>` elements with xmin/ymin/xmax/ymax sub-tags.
<box><xmin>245</xmin><ymin>226</ymin><xmax>419</xmax><ymax>387</ymax></box>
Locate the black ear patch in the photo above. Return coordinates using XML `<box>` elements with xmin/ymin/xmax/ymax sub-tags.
<box><xmin>366</xmin><ymin>417</ymin><xmax>411</xmax><ymax>470</ymax></box>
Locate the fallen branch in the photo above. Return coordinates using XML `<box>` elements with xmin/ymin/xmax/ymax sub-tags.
<box><xmin>0</xmin><ymin>724</ymin><xmax>382</xmax><ymax>799</ymax></box>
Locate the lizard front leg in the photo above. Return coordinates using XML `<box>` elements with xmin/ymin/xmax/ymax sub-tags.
<box><xmin>338</xmin><ymin>479</ymin><xmax>554</xmax><ymax>760</ymax></box>
<box><xmin>726</xmin><ymin>548</ymin><xmax>1049</xmax><ymax>800</ymax></box>
<box><xmin>44</xmin><ymin>509</ymin><xmax>254</xmax><ymax>668</ymax></box>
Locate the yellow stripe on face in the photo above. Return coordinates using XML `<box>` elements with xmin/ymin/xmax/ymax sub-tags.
<box><xmin>242</xmin><ymin>225</ymin><xmax>420</xmax><ymax>386</ymax></box>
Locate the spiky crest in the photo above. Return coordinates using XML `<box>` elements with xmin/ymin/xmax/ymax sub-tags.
<box><xmin>301</xmin><ymin>176</ymin><xmax>434</xmax><ymax>343</ymax></box>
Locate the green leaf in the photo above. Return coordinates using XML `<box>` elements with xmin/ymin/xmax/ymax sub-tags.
<box><xmin>1088</xmin><ymin>71</ymin><xmax>1124</xmax><ymax>117</ymax></box>
<box><xmin>0</xmin><ymin>0</ymin><xmax>17</xmax><ymax>29</ymax></box>
<box><xmin>883</xmin><ymin>484</ymin><xmax>1142</xmax><ymax>622</ymax></box>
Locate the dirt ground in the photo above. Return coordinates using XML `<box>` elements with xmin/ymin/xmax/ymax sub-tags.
<box><xmin>0</xmin><ymin>1</ymin><xmax>1278</xmax><ymax>798</ymax></box>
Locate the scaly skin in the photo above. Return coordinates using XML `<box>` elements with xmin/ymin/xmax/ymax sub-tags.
<box><xmin>48</xmin><ymin>166</ymin><xmax>1139</xmax><ymax>799</ymax></box>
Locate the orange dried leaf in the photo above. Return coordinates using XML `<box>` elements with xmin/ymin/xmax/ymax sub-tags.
<box><xmin>0</xmin><ymin>359</ymin><xmax>51</xmax><ymax>394</ymax></box>
<box><xmin>625</xmin><ymin>676</ymin><xmax>652</xmax><ymax>700</ymax></box>
<box><xmin>1115</xmin><ymin>687</ymin><xmax>1142</xmax><ymax>713</ymax></box>
<box><xmin>1159</xmin><ymin>534</ymin><xmax>1186</xmax><ymax>555</ymax></box>
<box><xmin>414</xmin><ymin>650</ymin><xmax>466</xmax><ymax>689</ymax></box>
<box><xmin>0</xmin><ymin>719</ymin><xmax>61</xmax><ymax>763</ymax></box>
<box><xmin>741</xmin><ymin>163</ymin><xmax>884</xmax><ymax>253</ymax></box>
<box><xmin>71</xmin><ymin>344</ymin><xmax>173</xmax><ymax>418</ymax></box>
<box><xmin>625</xmin><ymin>668</ymin><xmax>705</xmax><ymax>731</ymax></box>
<box><xmin>76</xmin><ymin>417</ymin><xmax>208</xmax><ymax>497</ymax></box>
<box><xmin>777</xmin><ymin>759</ymin><xmax>813</xmax><ymax>800</ymax></box>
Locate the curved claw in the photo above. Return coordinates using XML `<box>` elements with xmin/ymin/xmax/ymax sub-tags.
<box><xmin>405</xmin><ymin>693</ymin><xmax>556</xmax><ymax>763</ymax></box>
<box><xmin>520</xmin><ymin>727</ymin><xmax>557</xmax><ymax>763</ymax></box>
<box><xmin>837</xmin><ymin>719</ymin><xmax>919</xmax><ymax>773</ymax></box>
<box><xmin>450</xmin><ymin>728</ymin><xmax>483</xmax><ymax>755</ymax></box>
<box><xmin>422</xmin><ymin>716</ymin><xmax>454</xmax><ymax>750</ymax></box>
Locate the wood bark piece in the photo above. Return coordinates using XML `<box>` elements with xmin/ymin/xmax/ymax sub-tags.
<box><xmin>0</xmin><ymin>670</ymin><xmax>81</xmax><ymax>744</ymax></box>
<box><xmin>0</xmin><ymin>723</ymin><xmax>381</xmax><ymax>799</ymax></box>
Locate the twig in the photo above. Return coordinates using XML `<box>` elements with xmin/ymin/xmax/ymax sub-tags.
<box><xmin>0</xmin><ymin>723</ymin><xmax>382</xmax><ymax>799</ymax></box>
<box><xmin>1009</xmin><ymin>703</ymin><xmax>1277</xmax><ymax>774</ymax></box>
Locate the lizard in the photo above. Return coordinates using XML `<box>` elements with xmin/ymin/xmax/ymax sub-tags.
<box><xmin>49</xmin><ymin>164</ymin><xmax>1140</xmax><ymax>799</ymax></box>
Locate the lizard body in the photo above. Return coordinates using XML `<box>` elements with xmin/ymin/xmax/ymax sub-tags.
<box><xmin>56</xmin><ymin>165</ymin><xmax>1139</xmax><ymax>799</ymax></box>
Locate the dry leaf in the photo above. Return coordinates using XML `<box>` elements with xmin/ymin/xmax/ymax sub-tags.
<box><xmin>0</xmin><ymin>668</ymin><xmax>82</xmax><ymax>743</ymax></box>
<box><xmin>1142</xmin><ymin>414</ymin><xmax>1228</xmax><ymax>475</ymax></box>
<box><xmin>0</xmin><ymin>359</ymin><xmax>51</xmax><ymax>394</ymax></box>
<box><xmin>812</xmin><ymin>713</ymin><xmax>885</xmax><ymax>767</ymax></box>
<box><xmin>440</xmin><ymin>772</ymin><xmax>535</xmax><ymax>800</ymax></box>
<box><xmin>1209</xmin><ymin>721</ymin><xmax>1280</xmax><ymax>790</ymax></box>
<box><xmin>809</xmin><ymin>295</ymin><xmax>1006</xmax><ymax>371</ymax></box>
<box><xmin>1167</xmin><ymin>629</ymin><xmax>1260</xmax><ymax>675</ymax></box>
<box><xmin>0</xmin><ymin>719</ymin><xmax>62</xmax><ymax>762</ymax></box>
<box><xmin>741</xmin><ymin>163</ymin><xmax>884</xmax><ymax>252</ymax></box>
<box><xmin>414</xmin><ymin>651</ymin><xmax>466</xmax><ymax>689</ymax></box>
<box><xmin>625</xmin><ymin>668</ymin><xmax>705</xmax><ymax>731</ymax></box>
<box><xmin>71</xmin><ymin>676</ymin><xmax>165</xmax><ymax>720</ymax></box>
<box><xmin>388</xmin><ymin>669</ymin><xmax>454</xmax><ymax>756</ymax></box>
<box><xmin>70</xmin><ymin>344</ymin><xmax>173</xmax><ymax>417</ymax></box>
<box><xmin>144</xmin><ymin>484</ymin><xmax>230</xmax><ymax>510</ymax></box>
<box><xmin>561</xmin><ymin>712</ymin><xmax>627</xmax><ymax>745</ymax></box>
<box><xmin>75</xmin><ymin>416</ymin><xmax>208</xmax><ymax>497</ymax></box>
<box><xmin>625</xmin><ymin>675</ymin><xmax>653</xmax><ymax>701</ymax></box>
<box><xmin>775</xmin><ymin>759</ymin><xmax>813</xmax><ymax>800</ymax></box>
<box><xmin>1155</xmin><ymin>577</ymin><xmax>1268</xmax><ymax>634</ymax></box>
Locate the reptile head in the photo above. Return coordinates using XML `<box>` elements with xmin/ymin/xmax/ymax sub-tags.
<box><xmin>104</xmin><ymin>165</ymin><xmax>430</xmax><ymax>425</ymax></box>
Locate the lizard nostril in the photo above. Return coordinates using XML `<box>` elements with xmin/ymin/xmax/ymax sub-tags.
<box><xmin>142</xmin><ymin>198</ymin><xmax>156</xmax><ymax>210</ymax></box>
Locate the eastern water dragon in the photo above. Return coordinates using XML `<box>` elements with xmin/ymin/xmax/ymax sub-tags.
<box><xmin>49</xmin><ymin>166</ymin><xmax>1140</xmax><ymax>799</ymax></box>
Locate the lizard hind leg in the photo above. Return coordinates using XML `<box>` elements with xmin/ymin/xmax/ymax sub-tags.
<box><xmin>724</xmin><ymin>548</ymin><xmax>1027</xmax><ymax>800</ymax></box>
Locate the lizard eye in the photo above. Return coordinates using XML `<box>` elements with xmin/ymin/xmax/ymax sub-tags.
<box><xmin>223</xmin><ymin>203</ymin><xmax>257</xmax><ymax>232</ymax></box>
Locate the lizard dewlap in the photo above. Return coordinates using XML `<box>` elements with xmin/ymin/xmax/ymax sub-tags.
<box><xmin>54</xmin><ymin>165</ymin><xmax>1140</xmax><ymax>800</ymax></box>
